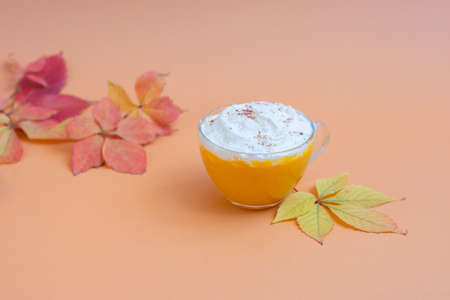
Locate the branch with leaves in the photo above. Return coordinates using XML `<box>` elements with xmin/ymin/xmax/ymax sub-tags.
<box><xmin>273</xmin><ymin>174</ymin><xmax>407</xmax><ymax>245</ymax></box>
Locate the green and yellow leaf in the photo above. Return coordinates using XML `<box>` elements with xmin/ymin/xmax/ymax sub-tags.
<box><xmin>316</xmin><ymin>173</ymin><xmax>348</xmax><ymax>199</ymax></box>
<box><xmin>297</xmin><ymin>204</ymin><xmax>334</xmax><ymax>245</ymax></box>
<box><xmin>19</xmin><ymin>119</ymin><xmax>72</xmax><ymax>140</ymax></box>
<box><xmin>272</xmin><ymin>192</ymin><xmax>316</xmax><ymax>224</ymax></box>
<box><xmin>326</xmin><ymin>203</ymin><xmax>406</xmax><ymax>234</ymax></box>
<box><xmin>323</xmin><ymin>184</ymin><xmax>398</xmax><ymax>207</ymax></box>
<box><xmin>0</xmin><ymin>126</ymin><xmax>11</xmax><ymax>154</ymax></box>
<box><xmin>0</xmin><ymin>127</ymin><xmax>23</xmax><ymax>163</ymax></box>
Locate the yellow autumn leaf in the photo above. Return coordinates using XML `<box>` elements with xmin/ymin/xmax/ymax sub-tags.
<box><xmin>0</xmin><ymin>113</ymin><xmax>9</xmax><ymax>124</ymax></box>
<box><xmin>316</xmin><ymin>173</ymin><xmax>348</xmax><ymax>199</ymax></box>
<box><xmin>297</xmin><ymin>204</ymin><xmax>334</xmax><ymax>245</ymax></box>
<box><xmin>272</xmin><ymin>192</ymin><xmax>316</xmax><ymax>224</ymax></box>
<box><xmin>107</xmin><ymin>81</ymin><xmax>137</xmax><ymax>113</ymax></box>
<box><xmin>323</xmin><ymin>184</ymin><xmax>399</xmax><ymax>207</ymax></box>
<box><xmin>326</xmin><ymin>203</ymin><xmax>406</xmax><ymax>234</ymax></box>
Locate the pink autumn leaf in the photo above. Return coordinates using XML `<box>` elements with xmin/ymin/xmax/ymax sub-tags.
<box><xmin>27</xmin><ymin>94</ymin><xmax>90</xmax><ymax>122</ymax></box>
<box><xmin>103</xmin><ymin>138</ymin><xmax>146</xmax><ymax>174</ymax></box>
<box><xmin>0</xmin><ymin>93</ymin><xmax>76</xmax><ymax>164</ymax></box>
<box><xmin>15</xmin><ymin>53</ymin><xmax>67</xmax><ymax>103</ymax></box>
<box><xmin>11</xmin><ymin>104</ymin><xmax>57</xmax><ymax>122</ymax></box>
<box><xmin>66</xmin><ymin>108</ymin><xmax>101</xmax><ymax>140</ymax></box>
<box><xmin>67</xmin><ymin>98</ymin><xmax>148</xmax><ymax>175</ymax></box>
<box><xmin>108</xmin><ymin>71</ymin><xmax>181</xmax><ymax>131</ymax></box>
<box><xmin>17</xmin><ymin>94</ymin><xmax>90</xmax><ymax>140</ymax></box>
<box><xmin>115</xmin><ymin>116</ymin><xmax>161</xmax><ymax>145</ymax></box>
<box><xmin>143</xmin><ymin>96</ymin><xmax>181</xmax><ymax>126</ymax></box>
<box><xmin>72</xmin><ymin>135</ymin><xmax>104</xmax><ymax>175</ymax></box>
<box><xmin>1</xmin><ymin>53</ymin><xmax>89</xmax><ymax>140</ymax></box>
<box><xmin>92</xmin><ymin>97</ymin><xmax>121</xmax><ymax>131</ymax></box>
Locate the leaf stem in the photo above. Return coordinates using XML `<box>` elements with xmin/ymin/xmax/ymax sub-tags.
<box><xmin>100</xmin><ymin>131</ymin><xmax>118</xmax><ymax>139</ymax></box>
<box><xmin>9</xmin><ymin>88</ymin><xmax>18</xmax><ymax>100</ymax></box>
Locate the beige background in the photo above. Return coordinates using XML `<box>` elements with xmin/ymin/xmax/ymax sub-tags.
<box><xmin>1</xmin><ymin>0</ymin><xmax>449</xmax><ymax>299</ymax></box>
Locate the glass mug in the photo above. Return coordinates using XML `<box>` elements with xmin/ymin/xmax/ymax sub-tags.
<box><xmin>198</xmin><ymin>106</ymin><xmax>330</xmax><ymax>209</ymax></box>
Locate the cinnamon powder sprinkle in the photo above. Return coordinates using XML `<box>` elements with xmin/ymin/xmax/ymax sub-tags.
<box><xmin>256</xmin><ymin>130</ymin><xmax>273</xmax><ymax>147</ymax></box>
<box><xmin>236</xmin><ymin>106</ymin><xmax>256</xmax><ymax>120</ymax></box>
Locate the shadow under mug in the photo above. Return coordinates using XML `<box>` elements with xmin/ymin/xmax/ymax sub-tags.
<box><xmin>198</xmin><ymin>107</ymin><xmax>330</xmax><ymax>209</ymax></box>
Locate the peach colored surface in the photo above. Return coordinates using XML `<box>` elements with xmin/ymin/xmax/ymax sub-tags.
<box><xmin>1</xmin><ymin>1</ymin><xmax>449</xmax><ymax>299</ymax></box>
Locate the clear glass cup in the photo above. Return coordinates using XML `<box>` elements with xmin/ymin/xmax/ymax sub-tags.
<box><xmin>198</xmin><ymin>106</ymin><xmax>330</xmax><ymax>209</ymax></box>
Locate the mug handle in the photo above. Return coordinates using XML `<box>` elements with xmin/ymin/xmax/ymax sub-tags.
<box><xmin>309</xmin><ymin>121</ymin><xmax>330</xmax><ymax>163</ymax></box>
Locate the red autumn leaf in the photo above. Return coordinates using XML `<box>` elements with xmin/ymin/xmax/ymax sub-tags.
<box><xmin>92</xmin><ymin>98</ymin><xmax>121</xmax><ymax>131</ymax></box>
<box><xmin>15</xmin><ymin>53</ymin><xmax>67</xmax><ymax>103</ymax></box>
<box><xmin>0</xmin><ymin>127</ymin><xmax>23</xmax><ymax>164</ymax></box>
<box><xmin>103</xmin><ymin>138</ymin><xmax>146</xmax><ymax>174</ymax></box>
<box><xmin>26</xmin><ymin>74</ymin><xmax>48</xmax><ymax>87</ymax></box>
<box><xmin>66</xmin><ymin>108</ymin><xmax>101</xmax><ymax>140</ymax></box>
<box><xmin>11</xmin><ymin>104</ymin><xmax>57</xmax><ymax>122</ymax></box>
<box><xmin>108</xmin><ymin>71</ymin><xmax>181</xmax><ymax>130</ymax></box>
<box><xmin>2</xmin><ymin>54</ymin><xmax>89</xmax><ymax>142</ymax></box>
<box><xmin>143</xmin><ymin>96</ymin><xmax>181</xmax><ymax>126</ymax></box>
<box><xmin>67</xmin><ymin>98</ymin><xmax>149</xmax><ymax>175</ymax></box>
<box><xmin>17</xmin><ymin>94</ymin><xmax>90</xmax><ymax>140</ymax></box>
<box><xmin>27</xmin><ymin>94</ymin><xmax>90</xmax><ymax>122</ymax></box>
<box><xmin>25</xmin><ymin>56</ymin><xmax>47</xmax><ymax>73</ymax></box>
<box><xmin>0</xmin><ymin>92</ymin><xmax>74</xmax><ymax>164</ymax></box>
<box><xmin>71</xmin><ymin>135</ymin><xmax>105</xmax><ymax>175</ymax></box>
<box><xmin>5</xmin><ymin>53</ymin><xmax>88</xmax><ymax>124</ymax></box>
<box><xmin>115</xmin><ymin>116</ymin><xmax>161</xmax><ymax>145</ymax></box>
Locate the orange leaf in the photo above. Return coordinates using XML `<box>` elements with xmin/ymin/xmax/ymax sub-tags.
<box><xmin>66</xmin><ymin>108</ymin><xmax>101</xmax><ymax>140</ymax></box>
<box><xmin>0</xmin><ymin>127</ymin><xmax>23</xmax><ymax>164</ymax></box>
<box><xmin>92</xmin><ymin>98</ymin><xmax>121</xmax><ymax>131</ymax></box>
<box><xmin>116</xmin><ymin>116</ymin><xmax>161</xmax><ymax>145</ymax></box>
<box><xmin>71</xmin><ymin>135</ymin><xmax>104</xmax><ymax>175</ymax></box>
<box><xmin>135</xmin><ymin>71</ymin><xmax>165</xmax><ymax>104</ymax></box>
<box><xmin>143</xmin><ymin>96</ymin><xmax>180</xmax><ymax>126</ymax></box>
<box><xmin>103</xmin><ymin>138</ymin><xmax>146</xmax><ymax>174</ymax></box>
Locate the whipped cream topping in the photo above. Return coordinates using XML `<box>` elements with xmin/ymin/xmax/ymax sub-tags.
<box><xmin>200</xmin><ymin>102</ymin><xmax>314</xmax><ymax>155</ymax></box>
